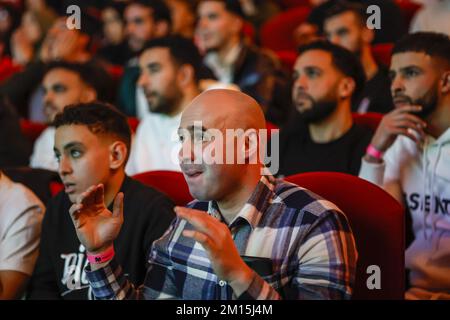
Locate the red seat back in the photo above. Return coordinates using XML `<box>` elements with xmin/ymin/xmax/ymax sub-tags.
<box><xmin>132</xmin><ymin>170</ymin><xmax>193</xmax><ymax>206</ymax></box>
<box><xmin>260</xmin><ymin>6</ymin><xmax>311</xmax><ymax>52</ymax></box>
<box><xmin>281</xmin><ymin>0</ymin><xmax>310</xmax><ymax>8</ymax></box>
<box><xmin>371</xmin><ymin>43</ymin><xmax>394</xmax><ymax>67</ymax></box>
<box><xmin>127</xmin><ymin>117</ymin><xmax>139</xmax><ymax>133</ymax></box>
<box><xmin>274</xmin><ymin>50</ymin><xmax>298</xmax><ymax>71</ymax></box>
<box><xmin>352</xmin><ymin>112</ymin><xmax>383</xmax><ymax>132</ymax></box>
<box><xmin>285</xmin><ymin>172</ymin><xmax>405</xmax><ymax>299</ymax></box>
<box><xmin>20</xmin><ymin>120</ymin><xmax>47</xmax><ymax>144</ymax></box>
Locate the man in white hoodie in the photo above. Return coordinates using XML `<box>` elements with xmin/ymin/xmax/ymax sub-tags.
<box><xmin>359</xmin><ymin>32</ymin><xmax>450</xmax><ymax>300</ymax></box>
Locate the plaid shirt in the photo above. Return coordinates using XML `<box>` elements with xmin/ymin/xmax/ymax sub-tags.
<box><xmin>86</xmin><ymin>175</ymin><xmax>357</xmax><ymax>300</ymax></box>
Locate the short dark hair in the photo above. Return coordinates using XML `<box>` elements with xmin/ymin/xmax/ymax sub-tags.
<box><xmin>324</xmin><ymin>0</ymin><xmax>367</xmax><ymax>27</ymax></box>
<box><xmin>392</xmin><ymin>32</ymin><xmax>450</xmax><ymax>67</ymax></box>
<box><xmin>198</xmin><ymin>0</ymin><xmax>245</xmax><ymax>18</ymax></box>
<box><xmin>127</xmin><ymin>0</ymin><xmax>172</xmax><ymax>26</ymax></box>
<box><xmin>43</xmin><ymin>61</ymin><xmax>113</xmax><ymax>102</ymax></box>
<box><xmin>298</xmin><ymin>40</ymin><xmax>366</xmax><ymax>99</ymax></box>
<box><xmin>52</xmin><ymin>102</ymin><xmax>131</xmax><ymax>158</ymax></box>
<box><xmin>141</xmin><ymin>35</ymin><xmax>204</xmax><ymax>83</ymax></box>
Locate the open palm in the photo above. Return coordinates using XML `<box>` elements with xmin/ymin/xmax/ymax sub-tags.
<box><xmin>69</xmin><ymin>184</ymin><xmax>124</xmax><ymax>254</ymax></box>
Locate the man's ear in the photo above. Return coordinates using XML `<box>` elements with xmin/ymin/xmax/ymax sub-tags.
<box><xmin>155</xmin><ymin>21</ymin><xmax>170</xmax><ymax>38</ymax></box>
<box><xmin>177</xmin><ymin>64</ymin><xmax>195</xmax><ymax>87</ymax></box>
<box><xmin>243</xmin><ymin>129</ymin><xmax>259</xmax><ymax>164</ymax></box>
<box><xmin>361</xmin><ymin>27</ymin><xmax>374</xmax><ymax>45</ymax></box>
<box><xmin>109</xmin><ymin>141</ymin><xmax>128</xmax><ymax>170</ymax></box>
<box><xmin>231</xmin><ymin>15</ymin><xmax>244</xmax><ymax>35</ymax></box>
<box><xmin>440</xmin><ymin>70</ymin><xmax>450</xmax><ymax>94</ymax></box>
<box><xmin>338</xmin><ymin>77</ymin><xmax>356</xmax><ymax>99</ymax></box>
<box><xmin>81</xmin><ymin>86</ymin><xmax>97</xmax><ymax>102</ymax></box>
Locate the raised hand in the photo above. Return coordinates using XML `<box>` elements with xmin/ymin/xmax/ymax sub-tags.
<box><xmin>69</xmin><ymin>184</ymin><xmax>124</xmax><ymax>254</ymax></box>
<box><xmin>175</xmin><ymin>207</ymin><xmax>254</xmax><ymax>296</ymax></box>
<box><xmin>370</xmin><ymin>105</ymin><xmax>427</xmax><ymax>154</ymax></box>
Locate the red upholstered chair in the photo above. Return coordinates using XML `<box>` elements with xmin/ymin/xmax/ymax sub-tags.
<box><xmin>106</xmin><ymin>64</ymin><xmax>124</xmax><ymax>82</ymax></box>
<box><xmin>127</xmin><ymin>117</ymin><xmax>140</xmax><ymax>133</ymax></box>
<box><xmin>371</xmin><ymin>43</ymin><xmax>394</xmax><ymax>67</ymax></box>
<box><xmin>281</xmin><ymin>0</ymin><xmax>310</xmax><ymax>9</ymax></box>
<box><xmin>243</xmin><ymin>21</ymin><xmax>256</xmax><ymax>43</ymax></box>
<box><xmin>266</xmin><ymin>120</ymin><xmax>278</xmax><ymax>141</ymax></box>
<box><xmin>352</xmin><ymin>112</ymin><xmax>383</xmax><ymax>132</ymax></box>
<box><xmin>274</xmin><ymin>50</ymin><xmax>298</xmax><ymax>71</ymax></box>
<box><xmin>132</xmin><ymin>170</ymin><xmax>193</xmax><ymax>206</ymax></box>
<box><xmin>260</xmin><ymin>6</ymin><xmax>311</xmax><ymax>52</ymax></box>
<box><xmin>20</xmin><ymin>119</ymin><xmax>47</xmax><ymax>144</ymax></box>
<box><xmin>285</xmin><ymin>172</ymin><xmax>405</xmax><ymax>300</ymax></box>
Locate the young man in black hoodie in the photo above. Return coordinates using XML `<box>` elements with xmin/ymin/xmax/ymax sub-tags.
<box><xmin>27</xmin><ymin>102</ymin><xmax>175</xmax><ymax>299</ymax></box>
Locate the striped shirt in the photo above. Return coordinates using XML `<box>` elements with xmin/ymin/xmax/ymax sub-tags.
<box><xmin>86</xmin><ymin>175</ymin><xmax>357</xmax><ymax>300</ymax></box>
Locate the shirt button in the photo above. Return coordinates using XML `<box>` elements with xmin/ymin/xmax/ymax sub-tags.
<box><xmin>219</xmin><ymin>280</ymin><xmax>226</xmax><ymax>287</ymax></box>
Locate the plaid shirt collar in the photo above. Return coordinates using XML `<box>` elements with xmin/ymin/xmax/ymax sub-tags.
<box><xmin>206</xmin><ymin>174</ymin><xmax>276</xmax><ymax>230</ymax></box>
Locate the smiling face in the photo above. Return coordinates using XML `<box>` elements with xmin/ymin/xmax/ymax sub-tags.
<box><xmin>177</xmin><ymin>90</ymin><xmax>264</xmax><ymax>201</ymax></box>
<box><xmin>54</xmin><ymin>125</ymin><xmax>113</xmax><ymax>203</ymax></box>
<box><xmin>389</xmin><ymin>52</ymin><xmax>442</xmax><ymax>118</ymax></box>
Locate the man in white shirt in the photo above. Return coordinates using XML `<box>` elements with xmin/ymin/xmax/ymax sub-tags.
<box><xmin>29</xmin><ymin>62</ymin><xmax>99</xmax><ymax>171</ymax></box>
<box><xmin>126</xmin><ymin>36</ymin><xmax>202</xmax><ymax>175</ymax></box>
<box><xmin>0</xmin><ymin>171</ymin><xmax>45</xmax><ymax>299</ymax></box>
<box><xmin>359</xmin><ymin>32</ymin><xmax>450</xmax><ymax>300</ymax></box>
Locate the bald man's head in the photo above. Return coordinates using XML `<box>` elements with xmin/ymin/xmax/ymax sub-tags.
<box><xmin>181</xmin><ymin>89</ymin><xmax>266</xmax><ymax>132</ymax></box>
<box><xmin>177</xmin><ymin>89</ymin><xmax>271</xmax><ymax>202</ymax></box>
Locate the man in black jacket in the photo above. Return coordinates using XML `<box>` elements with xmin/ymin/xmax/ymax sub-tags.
<box><xmin>196</xmin><ymin>0</ymin><xmax>291</xmax><ymax>126</ymax></box>
<box><xmin>27</xmin><ymin>102</ymin><xmax>175</xmax><ymax>299</ymax></box>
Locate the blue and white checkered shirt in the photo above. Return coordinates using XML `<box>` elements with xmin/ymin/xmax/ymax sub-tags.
<box><xmin>86</xmin><ymin>175</ymin><xmax>357</xmax><ymax>300</ymax></box>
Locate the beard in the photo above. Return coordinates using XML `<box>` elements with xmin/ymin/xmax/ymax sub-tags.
<box><xmin>144</xmin><ymin>86</ymin><xmax>183</xmax><ymax>115</ymax></box>
<box><xmin>392</xmin><ymin>87</ymin><xmax>439</xmax><ymax>119</ymax></box>
<box><xmin>293</xmin><ymin>91</ymin><xmax>338</xmax><ymax>123</ymax></box>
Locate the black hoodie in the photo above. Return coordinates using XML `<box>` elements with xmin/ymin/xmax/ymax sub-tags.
<box><xmin>27</xmin><ymin>176</ymin><xmax>175</xmax><ymax>299</ymax></box>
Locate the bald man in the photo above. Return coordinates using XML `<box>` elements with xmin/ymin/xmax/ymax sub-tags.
<box><xmin>68</xmin><ymin>90</ymin><xmax>357</xmax><ymax>300</ymax></box>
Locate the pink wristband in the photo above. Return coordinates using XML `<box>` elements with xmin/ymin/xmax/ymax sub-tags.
<box><xmin>86</xmin><ymin>245</ymin><xmax>115</xmax><ymax>264</ymax></box>
<box><xmin>366</xmin><ymin>144</ymin><xmax>384</xmax><ymax>159</ymax></box>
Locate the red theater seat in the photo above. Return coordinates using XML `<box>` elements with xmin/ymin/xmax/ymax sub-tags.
<box><xmin>285</xmin><ymin>172</ymin><xmax>405</xmax><ymax>300</ymax></box>
<box><xmin>371</xmin><ymin>43</ymin><xmax>394</xmax><ymax>67</ymax></box>
<box><xmin>20</xmin><ymin>120</ymin><xmax>47</xmax><ymax>144</ymax></box>
<box><xmin>352</xmin><ymin>112</ymin><xmax>383</xmax><ymax>132</ymax></box>
<box><xmin>127</xmin><ymin>117</ymin><xmax>139</xmax><ymax>133</ymax></box>
<box><xmin>281</xmin><ymin>0</ymin><xmax>310</xmax><ymax>9</ymax></box>
<box><xmin>260</xmin><ymin>6</ymin><xmax>311</xmax><ymax>52</ymax></box>
<box><xmin>274</xmin><ymin>50</ymin><xmax>298</xmax><ymax>71</ymax></box>
<box><xmin>132</xmin><ymin>170</ymin><xmax>193</xmax><ymax>206</ymax></box>
<box><xmin>395</xmin><ymin>0</ymin><xmax>422</xmax><ymax>29</ymax></box>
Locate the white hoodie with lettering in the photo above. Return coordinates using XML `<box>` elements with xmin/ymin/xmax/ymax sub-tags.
<box><xmin>359</xmin><ymin>128</ymin><xmax>450</xmax><ymax>299</ymax></box>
